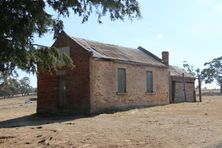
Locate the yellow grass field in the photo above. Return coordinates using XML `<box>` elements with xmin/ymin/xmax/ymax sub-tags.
<box><xmin>0</xmin><ymin>95</ymin><xmax>222</xmax><ymax>148</ymax></box>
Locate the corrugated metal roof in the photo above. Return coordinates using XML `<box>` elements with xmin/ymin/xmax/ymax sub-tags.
<box><xmin>169</xmin><ymin>65</ymin><xmax>195</xmax><ymax>78</ymax></box>
<box><xmin>71</xmin><ymin>37</ymin><xmax>166</xmax><ymax>67</ymax></box>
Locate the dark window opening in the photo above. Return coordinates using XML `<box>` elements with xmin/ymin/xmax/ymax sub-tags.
<box><xmin>118</xmin><ymin>68</ymin><xmax>126</xmax><ymax>93</ymax></box>
<box><xmin>146</xmin><ymin>71</ymin><xmax>153</xmax><ymax>93</ymax></box>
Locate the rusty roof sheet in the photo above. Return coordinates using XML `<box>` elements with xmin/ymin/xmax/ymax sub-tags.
<box><xmin>71</xmin><ymin>37</ymin><xmax>166</xmax><ymax>67</ymax></box>
<box><xmin>169</xmin><ymin>65</ymin><xmax>195</xmax><ymax>78</ymax></box>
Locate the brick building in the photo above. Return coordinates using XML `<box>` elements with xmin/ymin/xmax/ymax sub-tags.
<box><xmin>37</xmin><ymin>31</ymin><xmax>195</xmax><ymax>114</ymax></box>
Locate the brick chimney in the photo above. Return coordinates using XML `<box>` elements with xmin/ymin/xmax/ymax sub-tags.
<box><xmin>162</xmin><ymin>51</ymin><xmax>169</xmax><ymax>66</ymax></box>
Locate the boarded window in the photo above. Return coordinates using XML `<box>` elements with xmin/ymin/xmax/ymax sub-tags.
<box><xmin>57</xmin><ymin>47</ymin><xmax>70</xmax><ymax>66</ymax></box>
<box><xmin>146</xmin><ymin>71</ymin><xmax>153</xmax><ymax>93</ymax></box>
<box><xmin>118</xmin><ymin>68</ymin><xmax>126</xmax><ymax>93</ymax></box>
<box><xmin>60</xmin><ymin>47</ymin><xmax>70</xmax><ymax>56</ymax></box>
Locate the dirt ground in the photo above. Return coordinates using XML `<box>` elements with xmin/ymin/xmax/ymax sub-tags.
<box><xmin>0</xmin><ymin>96</ymin><xmax>222</xmax><ymax>148</ymax></box>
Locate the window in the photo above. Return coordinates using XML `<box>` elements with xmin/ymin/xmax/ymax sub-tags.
<box><xmin>146</xmin><ymin>71</ymin><xmax>153</xmax><ymax>93</ymax></box>
<box><xmin>60</xmin><ymin>47</ymin><xmax>70</xmax><ymax>56</ymax></box>
<box><xmin>118</xmin><ymin>68</ymin><xmax>126</xmax><ymax>93</ymax></box>
<box><xmin>57</xmin><ymin>47</ymin><xmax>70</xmax><ymax>66</ymax></box>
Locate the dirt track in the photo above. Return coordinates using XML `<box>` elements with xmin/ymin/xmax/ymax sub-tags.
<box><xmin>0</xmin><ymin>96</ymin><xmax>222</xmax><ymax>148</ymax></box>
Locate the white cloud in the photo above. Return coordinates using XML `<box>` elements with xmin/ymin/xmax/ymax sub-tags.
<box><xmin>156</xmin><ymin>33</ymin><xmax>163</xmax><ymax>40</ymax></box>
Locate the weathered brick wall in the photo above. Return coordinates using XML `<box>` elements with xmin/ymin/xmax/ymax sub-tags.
<box><xmin>162</xmin><ymin>51</ymin><xmax>169</xmax><ymax>65</ymax></box>
<box><xmin>37</xmin><ymin>34</ymin><xmax>91</xmax><ymax>114</ymax></box>
<box><xmin>90</xmin><ymin>59</ymin><xmax>170</xmax><ymax>113</ymax></box>
<box><xmin>37</xmin><ymin>72</ymin><xmax>58</xmax><ymax>113</ymax></box>
<box><xmin>174</xmin><ymin>82</ymin><xmax>195</xmax><ymax>102</ymax></box>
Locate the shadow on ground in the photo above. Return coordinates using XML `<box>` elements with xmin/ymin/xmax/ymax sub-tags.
<box><xmin>0</xmin><ymin>106</ymin><xmax>152</xmax><ymax>128</ymax></box>
<box><xmin>0</xmin><ymin>103</ymin><xmax>183</xmax><ymax>128</ymax></box>
<box><xmin>0</xmin><ymin>114</ymin><xmax>86</xmax><ymax>128</ymax></box>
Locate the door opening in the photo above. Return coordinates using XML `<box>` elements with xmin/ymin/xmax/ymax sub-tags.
<box><xmin>58</xmin><ymin>75</ymin><xmax>66</xmax><ymax>109</ymax></box>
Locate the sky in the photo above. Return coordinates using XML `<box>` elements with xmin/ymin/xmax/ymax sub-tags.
<box><xmin>21</xmin><ymin>0</ymin><xmax>221</xmax><ymax>88</ymax></box>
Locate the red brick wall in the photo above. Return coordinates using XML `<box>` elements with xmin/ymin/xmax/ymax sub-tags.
<box><xmin>162</xmin><ymin>51</ymin><xmax>169</xmax><ymax>65</ymax></box>
<box><xmin>37</xmin><ymin>72</ymin><xmax>58</xmax><ymax>113</ymax></box>
<box><xmin>37</xmin><ymin>33</ymin><xmax>91</xmax><ymax>114</ymax></box>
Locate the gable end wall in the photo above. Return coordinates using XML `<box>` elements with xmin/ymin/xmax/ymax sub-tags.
<box><xmin>37</xmin><ymin>34</ymin><xmax>91</xmax><ymax>114</ymax></box>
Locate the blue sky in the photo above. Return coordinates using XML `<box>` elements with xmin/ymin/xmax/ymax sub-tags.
<box><xmin>21</xmin><ymin>0</ymin><xmax>221</xmax><ymax>88</ymax></box>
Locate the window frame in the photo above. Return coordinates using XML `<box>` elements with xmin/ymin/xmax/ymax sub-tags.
<box><xmin>57</xmin><ymin>46</ymin><xmax>70</xmax><ymax>67</ymax></box>
<box><xmin>60</xmin><ymin>46</ymin><xmax>70</xmax><ymax>56</ymax></box>
<box><xmin>117</xmin><ymin>68</ymin><xmax>126</xmax><ymax>94</ymax></box>
<box><xmin>146</xmin><ymin>71</ymin><xmax>153</xmax><ymax>93</ymax></box>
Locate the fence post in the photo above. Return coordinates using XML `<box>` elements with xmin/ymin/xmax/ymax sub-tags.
<box><xmin>198</xmin><ymin>75</ymin><xmax>202</xmax><ymax>102</ymax></box>
<box><xmin>182</xmin><ymin>73</ymin><xmax>187</xmax><ymax>102</ymax></box>
<box><xmin>194</xmin><ymin>90</ymin><xmax>196</xmax><ymax>102</ymax></box>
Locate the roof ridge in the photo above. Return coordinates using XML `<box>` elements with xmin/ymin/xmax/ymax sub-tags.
<box><xmin>60</xmin><ymin>32</ymin><xmax>166</xmax><ymax>67</ymax></box>
<box><xmin>72</xmin><ymin>36</ymin><xmax>137</xmax><ymax>51</ymax></box>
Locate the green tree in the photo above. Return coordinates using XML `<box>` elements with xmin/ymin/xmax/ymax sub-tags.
<box><xmin>0</xmin><ymin>73</ymin><xmax>21</xmax><ymax>97</ymax></box>
<box><xmin>0</xmin><ymin>73</ymin><xmax>11</xmax><ymax>97</ymax></box>
<box><xmin>202</xmin><ymin>56</ymin><xmax>222</xmax><ymax>93</ymax></box>
<box><xmin>183</xmin><ymin>61</ymin><xmax>204</xmax><ymax>80</ymax></box>
<box><xmin>183</xmin><ymin>61</ymin><xmax>196</xmax><ymax>77</ymax></box>
<box><xmin>0</xmin><ymin>0</ymin><xmax>141</xmax><ymax>74</ymax></box>
<box><xmin>20</xmin><ymin>77</ymin><xmax>32</xmax><ymax>96</ymax></box>
<box><xmin>0</xmin><ymin>72</ymin><xmax>34</xmax><ymax>97</ymax></box>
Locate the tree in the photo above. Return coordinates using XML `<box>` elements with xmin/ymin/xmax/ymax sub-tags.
<box><xmin>183</xmin><ymin>61</ymin><xmax>205</xmax><ymax>81</ymax></box>
<box><xmin>0</xmin><ymin>72</ymin><xmax>34</xmax><ymax>97</ymax></box>
<box><xmin>202</xmin><ymin>56</ymin><xmax>222</xmax><ymax>94</ymax></box>
<box><xmin>0</xmin><ymin>0</ymin><xmax>141</xmax><ymax>75</ymax></box>
<box><xmin>0</xmin><ymin>73</ymin><xmax>12</xmax><ymax>97</ymax></box>
<box><xmin>183</xmin><ymin>61</ymin><xmax>196</xmax><ymax>76</ymax></box>
<box><xmin>0</xmin><ymin>72</ymin><xmax>21</xmax><ymax>97</ymax></box>
<box><xmin>20</xmin><ymin>77</ymin><xmax>32</xmax><ymax>95</ymax></box>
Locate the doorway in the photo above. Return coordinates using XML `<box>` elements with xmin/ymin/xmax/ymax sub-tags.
<box><xmin>58</xmin><ymin>75</ymin><xmax>66</xmax><ymax>109</ymax></box>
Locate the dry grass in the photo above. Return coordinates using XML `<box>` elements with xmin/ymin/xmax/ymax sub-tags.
<box><xmin>0</xmin><ymin>96</ymin><xmax>222</xmax><ymax>148</ymax></box>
